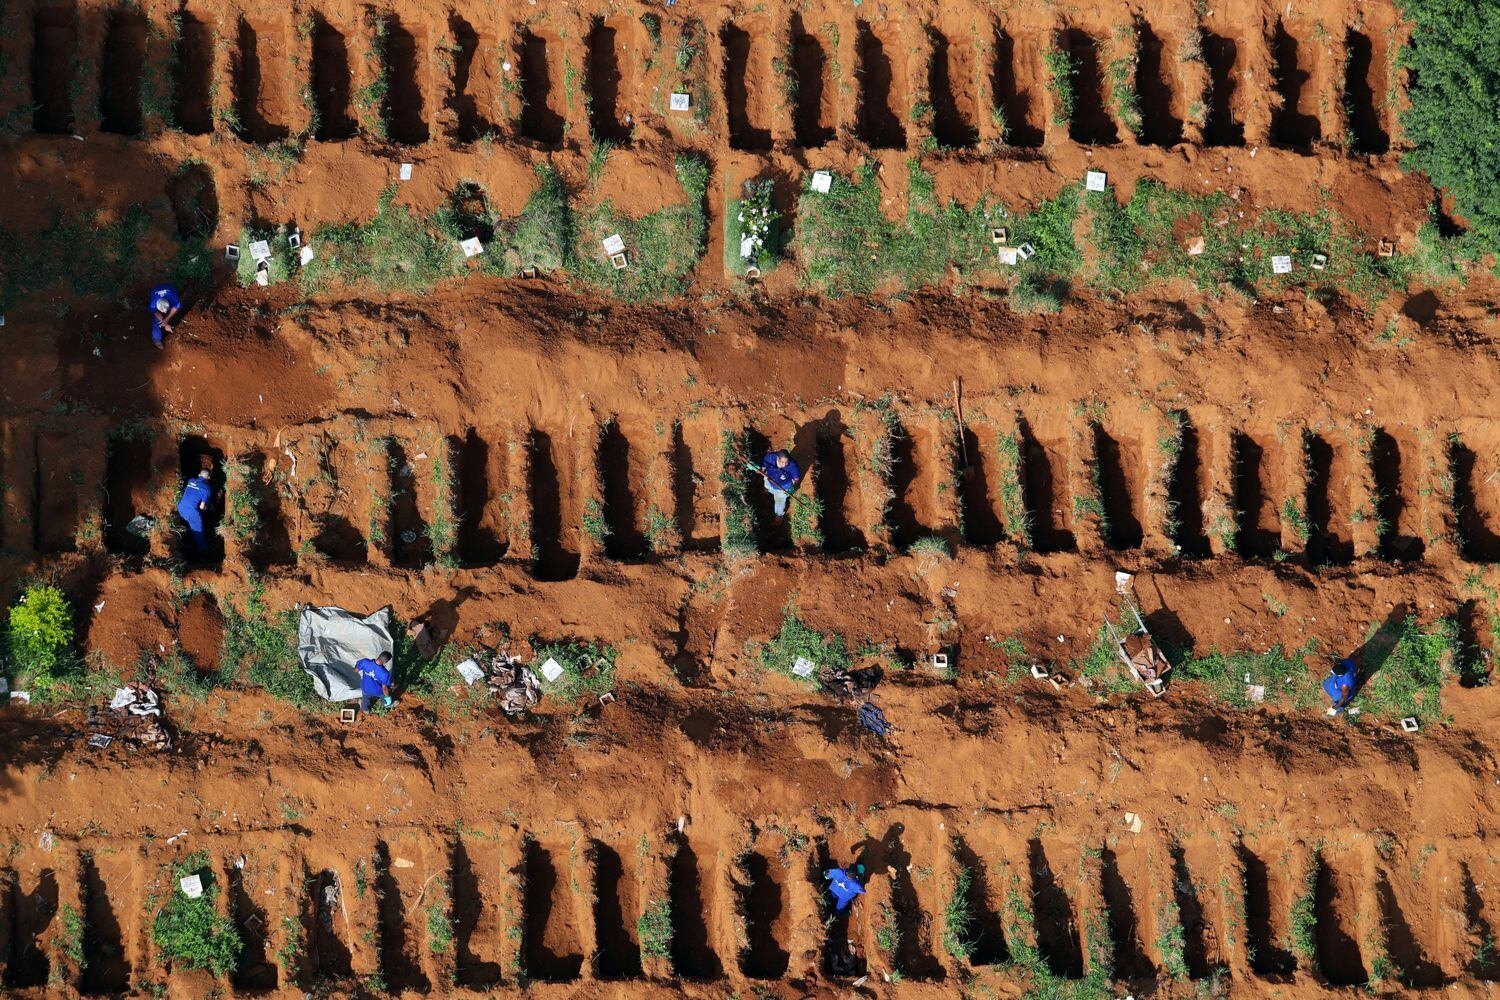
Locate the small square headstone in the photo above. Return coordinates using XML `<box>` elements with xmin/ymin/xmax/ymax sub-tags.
<box><xmin>225</xmin><ymin>244</ymin><xmax>241</xmax><ymax>261</ymax></box>
<box><xmin>1400</xmin><ymin>716</ymin><xmax>1420</xmax><ymax>732</ymax></box>
<box><xmin>610</xmin><ymin>252</ymin><xmax>628</xmax><ymax>270</ymax></box>
<box><xmin>810</xmin><ymin>170</ymin><xmax>833</xmax><ymax>193</ymax></box>
<box><xmin>461</xmin><ymin>237</ymin><xmax>485</xmax><ymax>258</ymax></box>
<box><xmin>1271</xmin><ymin>255</ymin><xmax>1293</xmax><ymax>274</ymax></box>
<box><xmin>288</xmin><ymin>231</ymin><xmax>302</xmax><ymax>250</ymax></box>
<box><xmin>1085</xmin><ymin>170</ymin><xmax>1107</xmax><ymax>192</ymax></box>
<box><xmin>1030</xmin><ymin>664</ymin><xmax>1049</xmax><ymax>679</ymax></box>
<box><xmin>339</xmin><ymin>707</ymin><xmax>357</xmax><ymax>723</ymax></box>
<box><xmin>991</xmin><ymin>226</ymin><xmax>1007</xmax><ymax>243</ymax></box>
<box><xmin>300</xmin><ymin>245</ymin><xmax>315</xmax><ymax>266</ymax></box>
<box><xmin>249</xmin><ymin>240</ymin><xmax>272</xmax><ymax>262</ymax></box>
<box><xmin>399</xmin><ymin>163</ymin><xmax>414</xmax><ymax>181</ymax></box>
<box><xmin>1016</xmin><ymin>242</ymin><xmax>1036</xmax><ymax>260</ymax></box>
<box><xmin>179</xmin><ymin>874</ymin><xmax>204</xmax><ymax>899</ymax></box>
<box><xmin>669</xmin><ymin>92</ymin><xmax>691</xmax><ymax>112</ymax></box>
<box><xmin>540</xmin><ymin>657</ymin><xmax>566</xmax><ymax>683</ymax></box>
<box><xmin>997</xmin><ymin>246</ymin><xmax>1019</xmax><ymax>266</ymax></box>
<box><xmin>791</xmin><ymin>656</ymin><xmax>817</xmax><ymax>678</ymax></box>
<box><xmin>602</xmin><ymin>233</ymin><xmax>626</xmax><ymax>256</ymax></box>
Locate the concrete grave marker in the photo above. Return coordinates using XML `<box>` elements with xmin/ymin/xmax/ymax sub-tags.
<box><xmin>300</xmin><ymin>245</ymin><xmax>315</xmax><ymax>266</ymax></box>
<box><xmin>225</xmin><ymin>244</ymin><xmax>240</xmax><ymax>261</ymax></box>
<box><xmin>249</xmin><ymin>240</ymin><xmax>272</xmax><ymax>262</ymax></box>
<box><xmin>792</xmin><ymin>656</ymin><xmax>817</xmax><ymax>678</ymax></box>
<box><xmin>399</xmin><ymin>163</ymin><xmax>413</xmax><ymax>181</ymax></box>
<box><xmin>339</xmin><ymin>708</ymin><xmax>357</xmax><ymax>723</ymax></box>
<box><xmin>997</xmin><ymin>246</ymin><xmax>1019</xmax><ymax>265</ymax></box>
<box><xmin>610</xmin><ymin>252</ymin><xmax>628</xmax><ymax>270</ymax></box>
<box><xmin>1311</xmin><ymin>253</ymin><xmax>1328</xmax><ymax>270</ymax></box>
<box><xmin>461</xmin><ymin>237</ymin><xmax>485</xmax><ymax>258</ymax></box>
<box><xmin>1271</xmin><ymin>255</ymin><xmax>1293</xmax><ymax>274</ymax></box>
<box><xmin>179</xmin><ymin>874</ymin><xmax>204</xmax><ymax>899</ymax></box>
<box><xmin>1016</xmin><ymin>242</ymin><xmax>1036</xmax><ymax>260</ymax></box>
<box><xmin>602</xmin><ymin>233</ymin><xmax>626</xmax><ymax>256</ymax></box>
<box><xmin>810</xmin><ymin>170</ymin><xmax>833</xmax><ymax>193</ymax></box>
<box><xmin>1401</xmin><ymin>716</ymin><xmax>1420</xmax><ymax>732</ymax></box>
<box><xmin>1085</xmin><ymin>170</ymin><xmax>1108</xmax><ymax>192</ymax></box>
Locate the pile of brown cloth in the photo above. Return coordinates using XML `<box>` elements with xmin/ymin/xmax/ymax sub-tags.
<box><xmin>86</xmin><ymin>682</ymin><xmax>171</xmax><ymax>750</ymax></box>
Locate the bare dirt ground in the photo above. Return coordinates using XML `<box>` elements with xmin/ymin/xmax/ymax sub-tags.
<box><xmin>2</xmin><ymin>0</ymin><xmax>1500</xmax><ymax>997</ymax></box>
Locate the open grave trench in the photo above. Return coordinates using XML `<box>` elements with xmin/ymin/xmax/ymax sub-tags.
<box><xmin>0</xmin><ymin>816</ymin><xmax>1495</xmax><ymax>994</ymax></box>
<box><xmin>3</xmin><ymin>0</ymin><xmax>1402</xmax><ymax>158</ymax></box>
<box><xmin>5</xmin><ymin>402</ymin><xmax>1499</xmax><ymax>577</ymax></box>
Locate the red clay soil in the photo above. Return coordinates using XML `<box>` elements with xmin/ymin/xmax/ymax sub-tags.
<box><xmin>2</xmin><ymin>0</ymin><xmax>1500</xmax><ymax>997</ymax></box>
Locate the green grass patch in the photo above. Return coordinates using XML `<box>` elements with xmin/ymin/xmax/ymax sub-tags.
<box><xmin>1002</xmin><ymin>878</ymin><xmax>1113</xmax><ymax>999</ymax></box>
<box><xmin>575</xmin><ymin>153</ymin><xmax>708</xmax><ymax>301</ymax></box>
<box><xmin>151</xmin><ymin>850</ymin><xmax>242</xmax><ymax>977</ymax></box>
<box><xmin>1043</xmin><ymin>46</ymin><xmax>1077</xmax><ymax>127</ymax></box>
<box><xmin>637</xmin><ymin>899</ymin><xmax>672</xmax><ymax>959</ymax></box>
<box><xmin>530</xmin><ymin>638</ymin><xmax>618</xmax><ymax>702</ymax></box>
<box><xmin>758</xmin><ymin>607</ymin><xmax>850</xmax><ymax>686</ymax></box>
<box><xmin>220</xmin><ymin>577</ymin><xmax>322</xmax><ymax>711</ymax></box>
<box><xmin>941</xmin><ymin>865</ymin><xmax>975</xmax><ymax>962</ymax></box>
<box><xmin>1351</xmin><ymin>615</ymin><xmax>1455</xmax><ymax>725</ymax></box>
<box><xmin>425</xmin><ymin>878</ymin><xmax>454</xmax><ymax>954</ymax></box>
<box><xmin>1176</xmin><ymin>642</ymin><xmax>1322</xmax><ymax>710</ymax></box>
<box><xmin>997</xmin><ymin>430</ymin><xmax>1031</xmax><ymax>547</ymax></box>
<box><xmin>788</xmin><ymin>491</ymin><xmax>824</xmax><ymax>548</ymax></box>
<box><xmin>720</xmin><ymin>430</ymin><xmax>757</xmax><ymax>558</ymax></box>
<box><xmin>1287</xmin><ymin>852</ymin><xmax>1319</xmax><ymax>972</ymax></box>
<box><xmin>236</xmin><ymin>225</ymin><xmax>298</xmax><ymax>287</ymax></box>
<box><xmin>303</xmin><ymin>187</ymin><xmax>460</xmax><ymax>294</ymax></box>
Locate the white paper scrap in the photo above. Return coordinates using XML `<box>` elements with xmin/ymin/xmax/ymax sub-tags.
<box><xmin>1085</xmin><ymin>170</ymin><xmax>1107</xmax><ymax>192</ymax></box>
<box><xmin>792</xmin><ymin>656</ymin><xmax>817</xmax><ymax>678</ymax></box>
<box><xmin>179</xmin><ymin>875</ymin><xmax>204</xmax><ymax>899</ymax></box>
<box><xmin>540</xmin><ymin>657</ymin><xmax>565</xmax><ymax>683</ymax></box>
<box><xmin>456</xmin><ymin>659</ymin><xmax>485</xmax><ymax>685</ymax></box>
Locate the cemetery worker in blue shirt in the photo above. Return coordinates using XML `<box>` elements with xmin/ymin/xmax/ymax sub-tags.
<box><xmin>356</xmin><ymin>652</ymin><xmax>395</xmax><ymax>714</ymax></box>
<box><xmin>1323</xmin><ymin>657</ymin><xmax>1359</xmax><ymax>716</ymax></box>
<box><xmin>148</xmin><ymin>283</ymin><xmax>183</xmax><ymax>349</ymax></box>
<box><xmin>177</xmin><ymin>467</ymin><xmax>214</xmax><ymax>554</ymax></box>
<box><xmin>759</xmin><ymin>449</ymin><xmax>802</xmax><ymax>520</ymax></box>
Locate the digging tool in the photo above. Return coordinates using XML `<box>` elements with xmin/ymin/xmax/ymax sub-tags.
<box><xmin>953</xmin><ymin>376</ymin><xmax>969</xmax><ymax>470</ymax></box>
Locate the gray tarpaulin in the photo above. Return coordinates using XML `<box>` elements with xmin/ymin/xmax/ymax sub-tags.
<box><xmin>296</xmin><ymin>605</ymin><xmax>395</xmax><ymax>701</ymax></box>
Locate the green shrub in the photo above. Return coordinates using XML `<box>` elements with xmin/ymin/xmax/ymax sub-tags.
<box><xmin>7</xmin><ymin>584</ymin><xmax>77</xmax><ymax>692</ymax></box>
<box><xmin>151</xmin><ymin>851</ymin><xmax>241</xmax><ymax>977</ymax></box>
<box><xmin>1397</xmin><ymin>0</ymin><xmax>1500</xmax><ymax>253</ymax></box>
<box><xmin>220</xmin><ymin>579</ymin><xmax>321</xmax><ymax>711</ymax></box>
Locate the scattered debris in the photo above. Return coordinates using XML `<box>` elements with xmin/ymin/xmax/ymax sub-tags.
<box><xmin>456</xmin><ymin>658</ymin><xmax>485</xmax><ymax>686</ymax></box>
<box><xmin>1186</xmin><ymin>235</ymin><xmax>1206</xmax><ymax>256</ymax></box>
<box><xmin>88</xmin><ymin>682</ymin><xmax>171</xmax><ymax>750</ymax></box>
<box><xmin>87</xmin><ymin>733</ymin><xmax>112</xmax><ymax>749</ymax></box>
<box><xmin>857</xmin><ymin>701</ymin><xmax>893</xmax><ymax>737</ymax></box>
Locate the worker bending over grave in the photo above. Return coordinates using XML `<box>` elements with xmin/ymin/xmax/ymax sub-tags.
<box><xmin>758</xmin><ymin>449</ymin><xmax>802</xmax><ymax>521</ymax></box>
<box><xmin>176</xmin><ymin>460</ymin><xmax>215</xmax><ymax>556</ymax></box>
<box><xmin>356</xmin><ymin>652</ymin><xmax>395</xmax><ymax>714</ymax></box>
<box><xmin>148</xmin><ymin>282</ymin><xmax>183</xmax><ymax>349</ymax></box>
<box><xmin>823</xmin><ymin>863</ymin><xmax>867</xmax><ymax>912</ymax></box>
<box><xmin>1323</xmin><ymin>657</ymin><xmax>1360</xmax><ymax>717</ymax></box>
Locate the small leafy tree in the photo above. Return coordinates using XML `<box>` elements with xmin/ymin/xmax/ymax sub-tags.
<box><xmin>7</xmin><ymin>584</ymin><xmax>77</xmax><ymax>691</ymax></box>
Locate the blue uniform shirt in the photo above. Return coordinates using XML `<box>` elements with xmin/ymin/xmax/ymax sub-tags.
<box><xmin>356</xmin><ymin>658</ymin><xmax>391</xmax><ymax>697</ymax></box>
<box><xmin>149</xmin><ymin>284</ymin><xmax>182</xmax><ymax>342</ymax></box>
<box><xmin>761</xmin><ymin>453</ymin><xmax>801</xmax><ymax>492</ymax></box>
<box><xmin>1322</xmin><ymin>658</ymin><xmax>1358</xmax><ymax>707</ymax></box>
<box><xmin>824</xmin><ymin>868</ymin><xmax>865</xmax><ymax>910</ymax></box>
<box><xmin>178</xmin><ymin>476</ymin><xmax>212</xmax><ymax>522</ymax></box>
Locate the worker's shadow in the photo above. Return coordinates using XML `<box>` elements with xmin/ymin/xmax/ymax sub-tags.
<box><xmin>851</xmin><ymin>823</ymin><xmax>905</xmax><ymax>880</ymax></box>
<box><xmin>1349</xmin><ymin>603</ymin><xmax>1411</xmax><ymax>694</ymax></box>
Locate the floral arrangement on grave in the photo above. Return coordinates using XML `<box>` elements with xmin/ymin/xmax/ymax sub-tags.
<box><xmin>737</xmin><ymin>179</ymin><xmax>780</xmax><ymax>271</ymax></box>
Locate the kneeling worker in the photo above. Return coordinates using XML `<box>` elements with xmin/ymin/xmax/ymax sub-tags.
<box><xmin>1323</xmin><ymin>657</ymin><xmax>1359</xmax><ymax>716</ymax></box>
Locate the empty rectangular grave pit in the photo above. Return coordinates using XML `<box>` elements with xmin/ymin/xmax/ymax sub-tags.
<box><xmin>518</xmin><ymin>30</ymin><xmax>565</xmax><ymax>146</ymax></box>
<box><xmin>1343</xmin><ymin>30</ymin><xmax>1388</xmax><ymax>154</ymax></box>
<box><xmin>4</xmin><ymin>867</ymin><xmax>59</xmax><ymax>987</ymax></box>
<box><xmin>668</xmin><ymin>836</ymin><xmax>720</xmax><ymax>980</ymax></box>
<box><xmin>1020</xmin><ymin>421</ymin><xmax>1076</xmax><ymax>553</ymax></box>
<box><xmin>591</xmin><ymin>841</ymin><xmax>642</xmax><ymax>979</ymax></box>
<box><xmin>1093</xmin><ymin>425</ymin><xmax>1144</xmax><ymax>550</ymax></box>
<box><xmin>384</xmin><ymin>19</ymin><xmax>430</xmax><ymax>144</ymax></box>
<box><xmin>173</xmin><ymin>13</ymin><xmax>214</xmax><ymax>134</ymax></box>
<box><xmin>235</xmin><ymin>19</ymin><xmax>292</xmax><ymax>142</ymax></box>
<box><xmin>1450</xmin><ymin>436</ymin><xmax>1500</xmax><ymax>562</ymax></box>
<box><xmin>34</xmin><ymin>430</ymin><xmax>78</xmax><ymax>553</ymax></box>
<box><xmin>672</xmin><ymin>419</ymin><xmax>721</xmax><ymax>552</ymax></box>
<box><xmin>1304</xmin><ymin>433</ymin><xmax>1355</xmax><ymax>565</ymax></box>
<box><xmin>78</xmin><ymin>852</ymin><xmax>131</xmax><ymax>994</ymax></box>
<box><xmin>813</xmin><ymin>413</ymin><xmax>865</xmax><ymax>552</ymax></box>
<box><xmin>452</xmin><ymin>428</ymin><xmax>509</xmax><ymax>565</ymax></box>
<box><xmin>1375</xmin><ymin>866</ymin><xmax>1445</xmax><ymax>986</ymax></box>
<box><xmin>1232</xmin><ymin>431</ymin><xmax>1280</xmax><ymax>558</ymax></box>
<box><xmin>598</xmin><ymin>419</ymin><xmax>649</xmax><ymax>560</ymax></box>
<box><xmin>100</xmin><ymin>10</ymin><xmax>148</xmax><ymax>135</ymax></box>
<box><xmin>1202</xmin><ymin>32</ymin><xmax>1244</xmax><ymax>146</ymax></box>
<box><xmin>311</xmin><ymin>14</ymin><xmax>356</xmax><ymax>140</ymax></box>
<box><xmin>993</xmin><ymin>28</ymin><xmax>1045</xmax><ymax>147</ymax></box>
<box><xmin>451</xmin><ymin>839</ymin><xmax>503</xmax><ymax>987</ymax></box>
<box><xmin>304</xmin><ymin>868</ymin><xmax>353</xmax><ymax>980</ymax></box>
<box><xmin>887</xmin><ymin>418</ymin><xmax>940</xmax><ymax>550</ymax></box>
<box><xmin>104</xmin><ymin>432</ymin><xmax>154</xmax><ymax>556</ymax></box>
<box><xmin>1060</xmin><ymin>28</ymin><xmax>1117</xmax><ymax>145</ymax></box>
<box><xmin>1370</xmin><ymin>429</ymin><xmax>1424</xmax><ymax>561</ymax></box>
<box><xmin>528</xmin><ymin>428</ymin><xmax>580</xmax><ymax>581</ymax></box>
<box><xmin>928</xmin><ymin>27</ymin><xmax>978</xmax><ymax>148</ymax></box>
<box><xmin>856</xmin><ymin>21</ymin><xmax>906</xmax><ymax>149</ymax></box>
<box><xmin>1314</xmin><ymin>851</ymin><xmax>1368</xmax><ymax>986</ymax></box>
<box><xmin>232</xmin><ymin>451</ymin><xmax>293</xmax><ymax>566</ymax></box>
<box><xmin>308</xmin><ymin>440</ymin><xmax>368</xmax><ymax>564</ymax></box>
<box><xmin>522</xmin><ymin>839</ymin><xmax>584</xmax><ymax>982</ymax></box>
<box><xmin>1027</xmin><ymin>839</ymin><xmax>1083</xmax><ymax>978</ymax></box>
<box><xmin>722</xmin><ymin>22</ymin><xmax>772</xmax><ymax>151</ymax></box>
<box><xmin>957</xmin><ymin>424</ymin><xmax>1005</xmax><ymax>546</ymax></box>
<box><xmin>1134</xmin><ymin>19</ymin><xmax>1183</xmax><ymax>146</ymax></box>
<box><xmin>32</xmin><ymin>8</ymin><xmax>78</xmax><ymax>134</ymax></box>
<box><xmin>1165</xmin><ymin>417</ymin><xmax>1211</xmax><ymax>557</ymax></box>
<box><xmin>949</xmin><ymin>837</ymin><xmax>1009</xmax><ymax>966</ymax></box>
<box><xmin>1099</xmin><ymin>846</ymin><xmax>1153</xmax><ymax>980</ymax></box>
<box><xmin>736</xmin><ymin>850</ymin><xmax>790</xmax><ymax>979</ymax></box>
<box><xmin>381</xmin><ymin>438</ymin><xmax>432</xmax><ymax>568</ymax></box>
<box><xmin>227</xmin><ymin>858</ymin><xmax>277</xmax><ymax>991</ymax></box>
<box><xmin>1271</xmin><ymin>19</ymin><xmax>1321</xmax><ymax>149</ymax></box>
<box><xmin>791</xmin><ymin>14</ymin><xmax>834</xmax><ymax>148</ymax></box>
<box><xmin>372</xmin><ymin>844</ymin><xmax>429</xmax><ymax>992</ymax></box>
<box><xmin>1168</xmin><ymin>843</ymin><xmax>1217</xmax><ymax>979</ymax></box>
<box><xmin>445</xmin><ymin>15</ymin><xmax>495</xmax><ymax>141</ymax></box>
<box><xmin>588</xmin><ymin>18</ymin><xmax>633</xmax><ymax>144</ymax></box>
<box><xmin>1238</xmin><ymin>842</ymin><xmax>1296</xmax><ymax>976</ymax></box>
